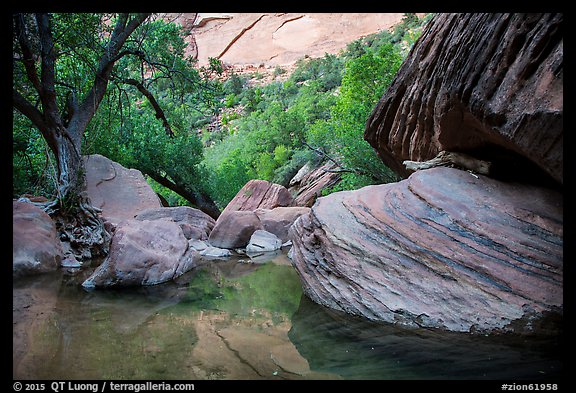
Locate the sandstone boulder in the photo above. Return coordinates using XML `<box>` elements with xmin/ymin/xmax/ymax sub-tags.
<box><xmin>82</xmin><ymin>219</ymin><xmax>198</xmax><ymax>288</ymax></box>
<box><xmin>365</xmin><ymin>13</ymin><xmax>563</xmax><ymax>184</ymax></box>
<box><xmin>254</xmin><ymin>207</ymin><xmax>310</xmax><ymax>242</ymax></box>
<box><xmin>289</xmin><ymin>162</ymin><xmax>341</xmax><ymax>207</ymax></box>
<box><xmin>208</xmin><ymin>210</ymin><xmax>263</xmax><ymax>249</ymax></box>
<box><xmin>289</xmin><ymin>167</ymin><xmax>563</xmax><ymax>335</ymax></box>
<box><xmin>135</xmin><ymin>206</ymin><xmax>215</xmax><ymax>240</ymax></box>
<box><xmin>13</xmin><ymin>201</ymin><xmax>63</xmax><ymax>277</ymax></box>
<box><xmin>84</xmin><ymin>154</ymin><xmax>162</xmax><ymax>228</ymax></box>
<box><xmin>221</xmin><ymin>179</ymin><xmax>294</xmax><ymax>216</ymax></box>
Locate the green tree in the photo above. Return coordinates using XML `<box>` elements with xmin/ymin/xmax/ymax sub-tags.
<box><xmin>13</xmin><ymin>13</ymin><xmax>220</xmax><ymax>262</ymax></box>
<box><xmin>306</xmin><ymin>44</ymin><xmax>402</xmax><ymax>189</ymax></box>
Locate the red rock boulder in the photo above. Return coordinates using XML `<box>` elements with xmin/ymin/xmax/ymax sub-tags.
<box><xmin>13</xmin><ymin>201</ymin><xmax>63</xmax><ymax>277</ymax></box>
<box><xmin>289</xmin><ymin>167</ymin><xmax>563</xmax><ymax>335</ymax></box>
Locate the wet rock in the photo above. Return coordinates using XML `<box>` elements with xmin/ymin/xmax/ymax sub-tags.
<box><xmin>84</xmin><ymin>154</ymin><xmax>162</xmax><ymax>228</ymax></box>
<box><xmin>246</xmin><ymin>230</ymin><xmax>282</xmax><ymax>253</ymax></box>
<box><xmin>365</xmin><ymin>13</ymin><xmax>563</xmax><ymax>184</ymax></box>
<box><xmin>289</xmin><ymin>167</ymin><xmax>563</xmax><ymax>335</ymax></box>
<box><xmin>13</xmin><ymin>201</ymin><xmax>62</xmax><ymax>277</ymax></box>
<box><xmin>135</xmin><ymin>206</ymin><xmax>215</xmax><ymax>240</ymax></box>
<box><xmin>208</xmin><ymin>210</ymin><xmax>263</xmax><ymax>249</ymax></box>
<box><xmin>200</xmin><ymin>246</ymin><xmax>232</xmax><ymax>259</ymax></box>
<box><xmin>82</xmin><ymin>219</ymin><xmax>198</xmax><ymax>288</ymax></box>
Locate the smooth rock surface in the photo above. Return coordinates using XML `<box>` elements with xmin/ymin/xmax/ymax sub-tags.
<box><xmin>221</xmin><ymin>179</ymin><xmax>294</xmax><ymax>217</ymax></box>
<box><xmin>254</xmin><ymin>207</ymin><xmax>310</xmax><ymax>242</ymax></box>
<box><xmin>84</xmin><ymin>154</ymin><xmax>162</xmax><ymax>228</ymax></box>
<box><xmin>13</xmin><ymin>201</ymin><xmax>62</xmax><ymax>277</ymax></box>
<box><xmin>289</xmin><ymin>167</ymin><xmax>563</xmax><ymax>334</ymax></box>
<box><xmin>135</xmin><ymin>206</ymin><xmax>215</xmax><ymax>240</ymax></box>
<box><xmin>208</xmin><ymin>210</ymin><xmax>263</xmax><ymax>249</ymax></box>
<box><xmin>246</xmin><ymin>230</ymin><xmax>282</xmax><ymax>253</ymax></box>
<box><xmin>365</xmin><ymin>13</ymin><xmax>563</xmax><ymax>184</ymax></box>
<box><xmin>82</xmin><ymin>219</ymin><xmax>197</xmax><ymax>288</ymax></box>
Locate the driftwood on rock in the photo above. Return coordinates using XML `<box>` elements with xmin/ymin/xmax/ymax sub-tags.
<box><xmin>403</xmin><ymin>151</ymin><xmax>491</xmax><ymax>175</ymax></box>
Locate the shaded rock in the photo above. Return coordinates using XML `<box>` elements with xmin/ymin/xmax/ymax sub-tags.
<box><xmin>135</xmin><ymin>206</ymin><xmax>215</xmax><ymax>240</ymax></box>
<box><xmin>254</xmin><ymin>207</ymin><xmax>311</xmax><ymax>242</ymax></box>
<box><xmin>189</xmin><ymin>239</ymin><xmax>210</xmax><ymax>252</ymax></box>
<box><xmin>246</xmin><ymin>230</ymin><xmax>282</xmax><ymax>253</ymax></box>
<box><xmin>200</xmin><ymin>246</ymin><xmax>232</xmax><ymax>259</ymax></box>
<box><xmin>13</xmin><ymin>201</ymin><xmax>63</xmax><ymax>277</ymax></box>
<box><xmin>289</xmin><ymin>167</ymin><xmax>562</xmax><ymax>335</ymax></box>
<box><xmin>84</xmin><ymin>154</ymin><xmax>162</xmax><ymax>228</ymax></box>
<box><xmin>208</xmin><ymin>210</ymin><xmax>263</xmax><ymax>249</ymax></box>
<box><xmin>82</xmin><ymin>219</ymin><xmax>198</xmax><ymax>288</ymax></box>
<box><xmin>289</xmin><ymin>162</ymin><xmax>341</xmax><ymax>207</ymax></box>
<box><xmin>365</xmin><ymin>13</ymin><xmax>563</xmax><ymax>184</ymax></box>
<box><xmin>221</xmin><ymin>179</ymin><xmax>294</xmax><ymax>217</ymax></box>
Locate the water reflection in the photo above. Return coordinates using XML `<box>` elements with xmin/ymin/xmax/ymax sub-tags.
<box><xmin>289</xmin><ymin>296</ymin><xmax>563</xmax><ymax>380</ymax></box>
<box><xmin>13</xmin><ymin>253</ymin><xmax>562</xmax><ymax>380</ymax></box>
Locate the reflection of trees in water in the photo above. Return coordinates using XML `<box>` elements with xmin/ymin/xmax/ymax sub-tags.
<box><xmin>15</xmin><ymin>253</ymin><xmax>306</xmax><ymax>379</ymax></box>
<box><xmin>288</xmin><ymin>295</ymin><xmax>564</xmax><ymax>380</ymax></box>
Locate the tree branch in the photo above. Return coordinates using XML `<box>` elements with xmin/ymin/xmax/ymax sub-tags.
<box><xmin>13</xmin><ymin>14</ymin><xmax>42</xmax><ymax>93</ymax></box>
<box><xmin>146</xmin><ymin>171</ymin><xmax>220</xmax><ymax>219</ymax></box>
<box><xmin>35</xmin><ymin>13</ymin><xmax>62</xmax><ymax>129</ymax></box>
<box><xmin>72</xmin><ymin>13</ymin><xmax>151</xmax><ymax>138</ymax></box>
<box><xmin>122</xmin><ymin>78</ymin><xmax>175</xmax><ymax>137</ymax></box>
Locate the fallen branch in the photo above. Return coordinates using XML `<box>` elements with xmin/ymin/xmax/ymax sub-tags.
<box><xmin>403</xmin><ymin>151</ymin><xmax>492</xmax><ymax>175</ymax></box>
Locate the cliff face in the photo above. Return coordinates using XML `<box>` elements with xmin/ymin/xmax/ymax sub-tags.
<box><xmin>169</xmin><ymin>13</ymin><xmax>409</xmax><ymax>67</ymax></box>
<box><xmin>364</xmin><ymin>13</ymin><xmax>563</xmax><ymax>184</ymax></box>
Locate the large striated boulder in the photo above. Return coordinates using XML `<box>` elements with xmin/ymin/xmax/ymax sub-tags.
<box><xmin>365</xmin><ymin>13</ymin><xmax>563</xmax><ymax>184</ymax></box>
<box><xmin>13</xmin><ymin>201</ymin><xmax>63</xmax><ymax>277</ymax></box>
<box><xmin>289</xmin><ymin>167</ymin><xmax>562</xmax><ymax>335</ymax></box>
<box><xmin>84</xmin><ymin>154</ymin><xmax>162</xmax><ymax>228</ymax></box>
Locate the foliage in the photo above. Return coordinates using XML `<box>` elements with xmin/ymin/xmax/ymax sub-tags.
<box><xmin>13</xmin><ymin>12</ymin><xmax>431</xmax><ymax>209</ymax></box>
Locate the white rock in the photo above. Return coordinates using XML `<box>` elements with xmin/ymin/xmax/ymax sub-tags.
<box><xmin>246</xmin><ymin>230</ymin><xmax>282</xmax><ymax>253</ymax></box>
<box><xmin>200</xmin><ymin>246</ymin><xmax>232</xmax><ymax>258</ymax></box>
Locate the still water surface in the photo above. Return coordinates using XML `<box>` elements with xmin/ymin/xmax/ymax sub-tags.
<box><xmin>13</xmin><ymin>252</ymin><xmax>562</xmax><ymax>380</ymax></box>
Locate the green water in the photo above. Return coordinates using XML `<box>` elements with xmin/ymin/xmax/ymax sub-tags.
<box><xmin>13</xmin><ymin>253</ymin><xmax>563</xmax><ymax>380</ymax></box>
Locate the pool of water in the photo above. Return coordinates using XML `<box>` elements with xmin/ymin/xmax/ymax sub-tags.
<box><xmin>13</xmin><ymin>252</ymin><xmax>563</xmax><ymax>380</ymax></box>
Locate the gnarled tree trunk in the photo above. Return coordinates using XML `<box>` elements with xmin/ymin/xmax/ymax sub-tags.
<box><xmin>13</xmin><ymin>13</ymin><xmax>151</xmax><ymax>261</ymax></box>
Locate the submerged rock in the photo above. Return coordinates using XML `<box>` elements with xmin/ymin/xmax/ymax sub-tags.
<box><xmin>13</xmin><ymin>201</ymin><xmax>62</xmax><ymax>277</ymax></box>
<box><xmin>289</xmin><ymin>167</ymin><xmax>562</xmax><ymax>335</ymax></box>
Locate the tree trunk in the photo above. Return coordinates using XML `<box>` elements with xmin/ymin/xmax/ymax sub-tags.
<box><xmin>147</xmin><ymin>171</ymin><xmax>221</xmax><ymax>220</ymax></box>
<box><xmin>45</xmin><ymin>127</ymin><xmax>111</xmax><ymax>261</ymax></box>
